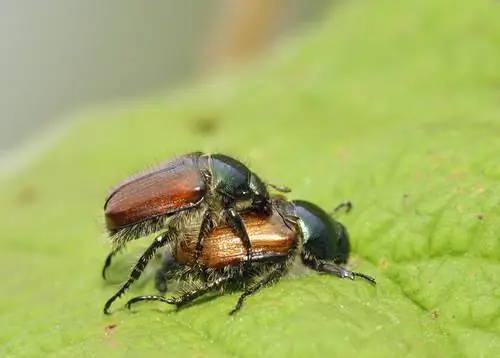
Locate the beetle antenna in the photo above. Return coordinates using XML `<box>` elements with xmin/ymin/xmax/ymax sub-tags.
<box><xmin>330</xmin><ymin>200</ymin><xmax>353</xmax><ymax>216</ymax></box>
<box><xmin>267</xmin><ymin>183</ymin><xmax>292</xmax><ymax>193</ymax></box>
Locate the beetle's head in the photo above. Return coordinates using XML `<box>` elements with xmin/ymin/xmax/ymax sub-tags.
<box><xmin>292</xmin><ymin>200</ymin><xmax>350</xmax><ymax>265</ymax></box>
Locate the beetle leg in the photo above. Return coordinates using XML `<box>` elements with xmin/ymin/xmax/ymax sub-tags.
<box><xmin>154</xmin><ymin>248</ymin><xmax>182</xmax><ymax>293</ymax></box>
<box><xmin>266</xmin><ymin>183</ymin><xmax>292</xmax><ymax>193</ymax></box>
<box><xmin>313</xmin><ymin>260</ymin><xmax>376</xmax><ymax>284</ymax></box>
<box><xmin>126</xmin><ymin>275</ymin><xmax>232</xmax><ymax>310</ymax></box>
<box><xmin>154</xmin><ymin>270</ymin><xmax>168</xmax><ymax>293</ymax></box>
<box><xmin>125</xmin><ymin>295</ymin><xmax>171</xmax><ymax>309</ymax></box>
<box><xmin>229</xmin><ymin>262</ymin><xmax>287</xmax><ymax>315</ymax></box>
<box><xmin>194</xmin><ymin>210</ymin><xmax>214</xmax><ymax>265</ymax></box>
<box><xmin>330</xmin><ymin>200</ymin><xmax>353</xmax><ymax>216</ymax></box>
<box><xmin>101</xmin><ymin>247</ymin><xmax>123</xmax><ymax>280</ymax></box>
<box><xmin>171</xmin><ymin>274</ymin><xmax>233</xmax><ymax>308</ymax></box>
<box><xmin>226</xmin><ymin>207</ymin><xmax>253</xmax><ymax>263</ymax></box>
<box><xmin>103</xmin><ymin>231</ymin><xmax>174</xmax><ymax>315</ymax></box>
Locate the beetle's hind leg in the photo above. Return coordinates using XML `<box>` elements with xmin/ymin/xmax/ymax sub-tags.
<box><xmin>229</xmin><ymin>262</ymin><xmax>288</xmax><ymax>315</ymax></box>
<box><xmin>126</xmin><ymin>275</ymin><xmax>232</xmax><ymax>310</ymax></box>
<box><xmin>126</xmin><ymin>295</ymin><xmax>171</xmax><ymax>309</ymax></box>
<box><xmin>103</xmin><ymin>231</ymin><xmax>175</xmax><ymax>314</ymax></box>
<box><xmin>170</xmin><ymin>275</ymin><xmax>233</xmax><ymax>308</ymax></box>
<box><xmin>101</xmin><ymin>247</ymin><xmax>123</xmax><ymax>280</ymax></box>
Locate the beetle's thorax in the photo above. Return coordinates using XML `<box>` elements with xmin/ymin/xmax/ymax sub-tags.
<box><xmin>201</xmin><ymin>153</ymin><xmax>271</xmax><ymax>214</ymax></box>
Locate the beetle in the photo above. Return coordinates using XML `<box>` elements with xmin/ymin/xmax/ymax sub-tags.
<box><xmin>101</xmin><ymin>152</ymin><xmax>289</xmax><ymax>314</ymax></box>
<box><xmin>119</xmin><ymin>198</ymin><xmax>375</xmax><ymax>315</ymax></box>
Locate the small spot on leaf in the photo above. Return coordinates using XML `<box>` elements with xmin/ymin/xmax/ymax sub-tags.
<box><xmin>14</xmin><ymin>187</ymin><xmax>37</xmax><ymax>205</ymax></box>
<box><xmin>449</xmin><ymin>170</ymin><xmax>465</xmax><ymax>178</ymax></box>
<box><xmin>104</xmin><ymin>323</ymin><xmax>117</xmax><ymax>336</ymax></box>
<box><xmin>336</xmin><ymin>147</ymin><xmax>350</xmax><ymax>161</ymax></box>
<box><xmin>378</xmin><ymin>258</ymin><xmax>389</xmax><ymax>269</ymax></box>
<box><xmin>402</xmin><ymin>193</ymin><xmax>413</xmax><ymax>211</ymax></box>
<box><xmin>103</xmin><ymin>323</ymin><xmax>118</xmax><ymax>348</ymax></box>
<box><xmin>190</xmin><ymin>116</ymin><xmax>219</xmax><ymax>136</ymax></box>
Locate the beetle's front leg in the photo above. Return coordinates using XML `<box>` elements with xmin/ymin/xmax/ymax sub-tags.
<box><xmin>309</xmin><ymin>258</ymin><xmax>376</xmax><ymax>285</ymax></box>
<box><xmin>226</xmin><ymin>207</ymin><xmax>254</xmax><ymax>264</ymax></box>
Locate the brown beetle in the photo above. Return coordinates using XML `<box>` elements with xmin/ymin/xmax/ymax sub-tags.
<box><xmin>102</xmin><ymin>152</ymin><xmax>290</xmax><ymax>314</ymax></box>
<box><xmin>120</xmin><ymin>198</ymin><xmax>375</xmax><ymax>315</ymax></box>
<box><xmin>174</xmin><ymin>208</ymin><xmax>297</xmax><ymax>268</ymax></box>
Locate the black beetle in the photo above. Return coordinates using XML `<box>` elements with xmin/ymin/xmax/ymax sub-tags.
<box><xmin>101</xmin><ymin>152</ymin><xmax>289</xmax><ymax>314</ymax></box>
<box><xmin>120</xmin><ymin>198</ymin><xmax>375</xmax><ymax>315</ymax></box>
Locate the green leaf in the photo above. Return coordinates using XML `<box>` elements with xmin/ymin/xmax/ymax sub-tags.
<box><xmin>1</xmin><ymin>0</ymin><xmax>499</xmax><ymax>356</ymax></box>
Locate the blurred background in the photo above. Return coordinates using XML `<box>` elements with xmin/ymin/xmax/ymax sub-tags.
<box><xmin>0</xmin><ymin>0</ymin><xmax>330</xmax><ymax>168</ymax></box>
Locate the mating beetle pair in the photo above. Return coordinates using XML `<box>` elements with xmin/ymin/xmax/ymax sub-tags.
<box><xmin>101</xmin><ymin>152</ymin><xmax>375</xmax><ymax>315</ymax></box>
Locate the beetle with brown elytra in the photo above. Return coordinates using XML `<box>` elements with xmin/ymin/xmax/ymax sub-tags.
<box><xmin>101</xmin><ymin>152</ymin><xmax>290</xmax><ymax>314</ymax></box>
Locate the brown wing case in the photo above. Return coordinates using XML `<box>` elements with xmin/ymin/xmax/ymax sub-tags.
<box><xmin>176</xmin><ymin>211</ymin><xmax>298</xmax><ymax>268</ymax></box>
<box><xmin>104</xmin><ymin>154</ymin><xmax>206</xmax><ymax>231</ymax></box>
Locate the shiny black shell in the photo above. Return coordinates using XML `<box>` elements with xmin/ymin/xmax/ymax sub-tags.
<box><xmin>292</xmin><ymin>200</ymin><xmax>350</xmax><ymax>264</ymax></box>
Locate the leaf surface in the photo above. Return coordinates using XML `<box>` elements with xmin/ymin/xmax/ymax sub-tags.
<box><xmin>1</xmin><ymin>0</ymin><xmax>499</xmax><ymax>357</ymax></box>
